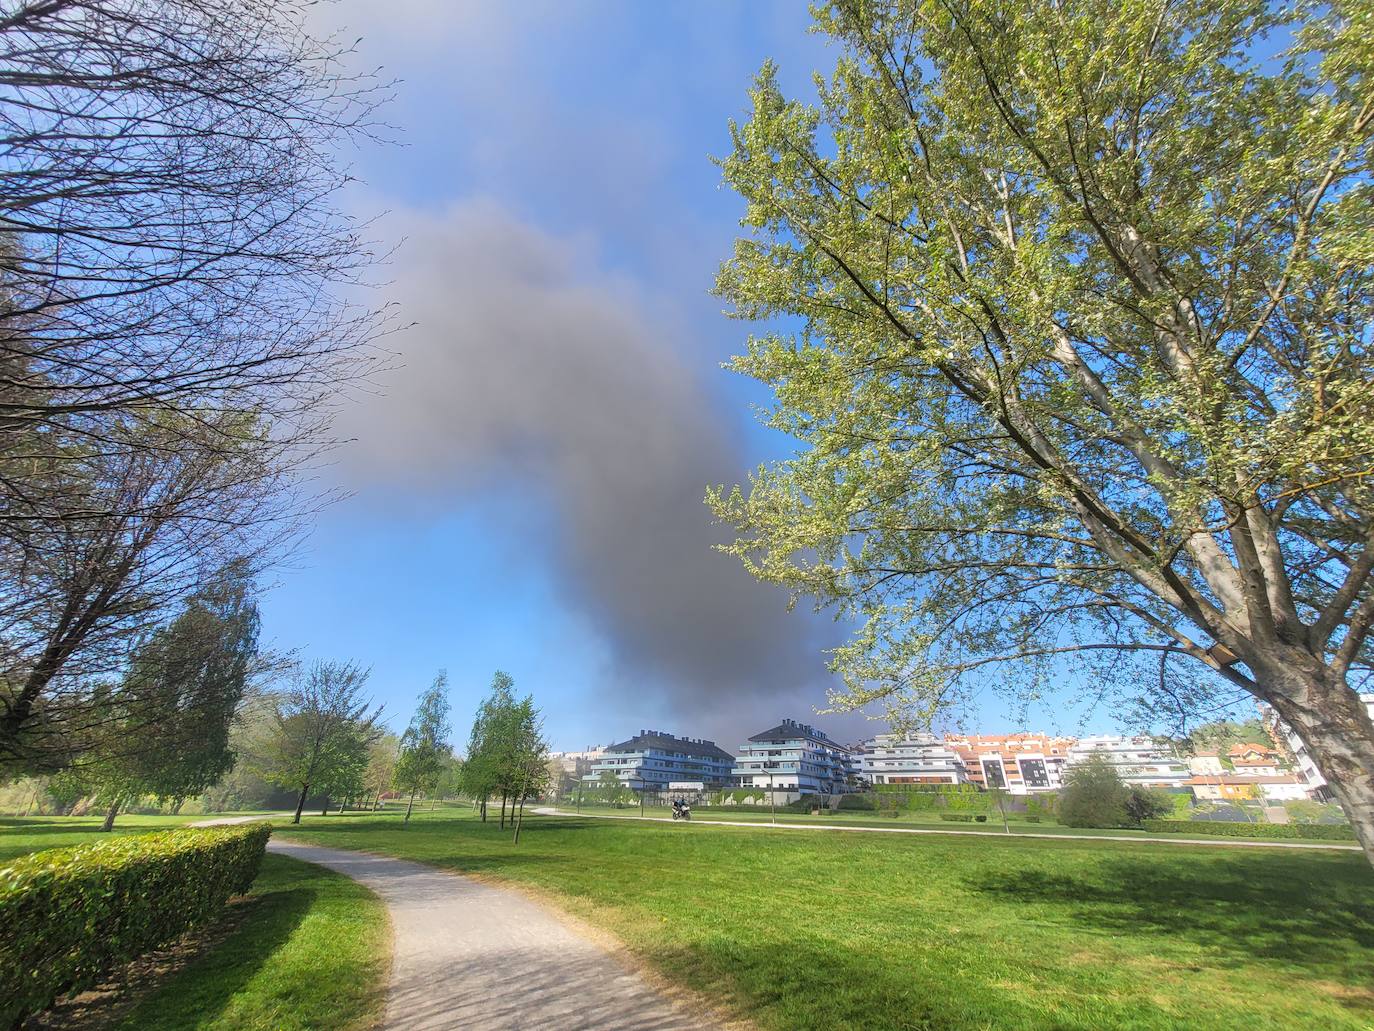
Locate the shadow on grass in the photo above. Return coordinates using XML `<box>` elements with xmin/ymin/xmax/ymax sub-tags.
<box><xmin>964</xmin><ymin>851</ymin><xmax>1374</xmax><ymax>972</ymax></box>
<box><xmin>110</xmin><ymin>868</ymin><xmax>315</xmax><ymax>1029</ymax></box>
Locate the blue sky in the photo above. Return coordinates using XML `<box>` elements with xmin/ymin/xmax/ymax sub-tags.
<box><xmin>259</xmin><ymin>1</ymin><xmax>1153</xmax><ymax>751</ymax></box>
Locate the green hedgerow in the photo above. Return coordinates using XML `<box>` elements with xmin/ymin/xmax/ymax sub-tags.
<box><xmin>1140</xmin><ymin>820</ymin><xmax>1355</xmax><ymax>841</ymax></box>
<box><xmin>0</xmin><ymin>823</ymin><xmax>271</xmax><ymax>1026</ymax></box>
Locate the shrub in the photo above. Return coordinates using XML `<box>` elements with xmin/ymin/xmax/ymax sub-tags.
<box><xmin>1057</xmin><ymin>754</ymin><xmax>1130</xmax><ymax>827</ymax></box>
<box><xmin>939</xmin><ymin>813</ymin><xmax>975</xmax><ymax>822</ymax></box>
<box><xmin>0</xmin><ymin>823</ymin><xmax>271</xmax><ymax>1026</ymax></box>
<box><xmin>838</xmin><ymin>793</ymin><xmax>879</xmax><ymax>810</ymax></box>
<box><xmin>1123</xmin><ymin>787</ymin><xmax>1173</xmax><ymax>825</ymax></box>
<box><xmin>1140</xmin><ymin>819</ymin><xmax>1356</xmax><ymax>841</ymax></box>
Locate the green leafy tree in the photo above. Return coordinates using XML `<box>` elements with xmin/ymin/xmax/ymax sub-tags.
<box><xmin>461</xmin><ymin>671</ymin><xmax>517</xmax><ymax>824</ymax></box>
<box><xmin>91</xmin><ymin>565</ymin><xmax>260</xmax><ymax>830</ymax></box>
<box><xmin>260</xmin><ymin>660</ymin><xmax>383</xmax><ymax>824</ymax></box>
<box><xmin>1058</xmin><ymin>754</ymin><xmax>1130</xmax><ymax>828</ymax></box>
<box><xmin>508</xmin><ymin>696</ymin><xmax>551</xmax><ymax>844</ymax></box>
<box><xmin>363</xmin><ymin>733</ymin><xmax>401</xmax><ymax>811</ymax></box>
<box><xmin>394</xmin><ymin>671</ymin><xmax>453</xmax><ymax>823</ymax></box>
<box><xmin>709</xmin><ymin>0</ymin><xmax>1374</xmax><ymax>864</ymax></box>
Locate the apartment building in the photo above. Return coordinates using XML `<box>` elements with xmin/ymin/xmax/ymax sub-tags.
<box><xmin>733</xmin><ymin>718</ymin><xmax>857</xmax><ymax>800</ymax></box>
<box><xmin>1065</xmin><ymin>735</ymin><xmax>1190</xmax><ymax>788</ymax></box>
<box><xmin>549</xmin><ymin>746</ymin><xmax>606</xmax><ymax>778</ymax></box>
<box><xmin>585</xmin><ymin>730</ymin><xmax>735</xmax><ymax>790</ymax></box>
<box><xmin>859</xmin><ymin>733</ymin><xmax>968</xmax><ymax>786</ymax></box>
<box><xmin>946</xmin><ymin>733</ymin><xmax>1075</xmax><ymax>794</ymax></box>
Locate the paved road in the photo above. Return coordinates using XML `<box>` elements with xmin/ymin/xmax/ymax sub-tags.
<box><xmin>534</xmin><ymin>807</ymin><xmax>1361</xmax><ymax>852</ymax></box>
<box><xmin>266</xmin><ymin>839</ymin><xmax>717</xmax><ymax>1031</ymax></box>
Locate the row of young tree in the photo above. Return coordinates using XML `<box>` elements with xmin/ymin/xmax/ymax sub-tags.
<box><xmin>461</xmin><ymin>672</ymin><xmax>551</xmax><ymax>844</ymax></box>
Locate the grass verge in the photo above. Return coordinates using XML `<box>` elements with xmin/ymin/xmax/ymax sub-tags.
<box><xmin>279</xmin><ymin>806</ymin><xmax>1374</xmax><ymax>1031</ymax></box>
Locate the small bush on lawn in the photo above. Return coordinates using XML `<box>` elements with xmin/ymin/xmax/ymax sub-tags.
<box><xmin>1140</xmin><ymin>820</ymin><xmax>1356</xmax><ymax>841</ymax></box>
<box><xmin>0</xmin><ymin>823</ymin><xmax>271</xmax><ymax>1026</ymax></box>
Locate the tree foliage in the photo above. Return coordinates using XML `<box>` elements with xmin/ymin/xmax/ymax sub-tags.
<box><xmin>88</xmin><ymin>563</ymin><xmax>260</xmax><ymax>828</ymax></box>
<box><xmin>394</xmin><ymin>671</ymin><xmax>452</xmax><ymax>821</ymax></box>
<box><xmin>709</xmin><ymin>0</ymin><xmax>1374</xmax><ymax>860</ymax></box>
<box><xmin>259</xmin><ymin>660</ymin><xmax>382</xmax><ymax>824</ymax></box>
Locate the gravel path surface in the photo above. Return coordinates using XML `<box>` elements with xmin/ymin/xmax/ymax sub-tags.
<box><xmin>266</xmin><ymin>838</ymin><xmax>717</xmax><ymax>1031</ymax></box>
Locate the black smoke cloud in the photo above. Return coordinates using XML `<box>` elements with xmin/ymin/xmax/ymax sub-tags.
<box><xmin>336</xmin><ymin>202</ymin><xmax>861</xmax><ymax>740</ymax></box>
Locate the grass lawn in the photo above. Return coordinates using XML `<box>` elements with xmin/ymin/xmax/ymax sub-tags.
<box><xmin>279</xmin><ymin>807</ymin><xmax>1374</xmax><ymax>1031</ymax></box>
<box><xmin>553</xmin><ymin>802</ymin><xmax>1217</xmax><ymax>838</ymax></box>
<box><xmin>1</xmin><ymin>815</ymin><xmax>388</xmax><ymax>1031</ymax></box>
<box><xmin>111</xmin><ymin>851</ymin><xmax>387</xmax><ymax>1031</ymax></box>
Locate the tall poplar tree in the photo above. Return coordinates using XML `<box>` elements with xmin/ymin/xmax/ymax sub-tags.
<box><xmin>394</xmin><ymin>671</ymin><xmax>453</xmax><ymax>823</ymax></box>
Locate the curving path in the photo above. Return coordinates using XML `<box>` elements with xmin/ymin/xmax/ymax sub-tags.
<box><xmin>265</xmin><ymin>839</ymin><xmax>717</xmax><ymax>1031</ymax></box>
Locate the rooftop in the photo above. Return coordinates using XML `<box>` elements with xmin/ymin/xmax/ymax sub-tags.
<box><xmin>747</xmin><ymin>717</ymin><xmax>841</xmax><ymax>746</ymax></box>
<box><xmin>603</xmin><ymin>729</ymin><xmax>734</xmax><ymax>762</ymax></box>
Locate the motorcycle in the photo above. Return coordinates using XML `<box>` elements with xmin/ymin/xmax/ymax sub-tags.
<box><xmin>671</xmin><ymin>803</ymin><xmax>692</xmax><ymax>821</ymax></box>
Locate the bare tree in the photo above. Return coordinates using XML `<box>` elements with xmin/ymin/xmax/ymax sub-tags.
<box><xmin>0</xmin><ymin>1</ymin><xmax>389</xmax><ymax>769</ymax></box>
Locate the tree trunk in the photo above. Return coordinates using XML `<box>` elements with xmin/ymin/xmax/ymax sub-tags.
<box><xmin>101</xmin><ymin>798</ymin><xmax>120</xmax><ymax>832</ymax></box>
<box><xmin>170</xmin><ymin>797</ymin><xmax>185</xmax><ymax>815</ymax></box>
<box><xmin>292</xmin><ymin>783</ymin><xmax>309</xmax><ymax>825</ymax></box>
<box><xmin>513</xmin><ymin>779</ymin><xmax>528</xmax><ymax>844</ymax></box>
<box><xmin>404</xmin><ymin>788</ymin><xmax>416</xmax><ymax>824</ymax></box>
<box><xmin>372</xmin><ymin>790</ymin><xmax>381</xmax><ymax>811</ymax></box>
<box><xmin>499</xmin><ymin>791</ymin><xmax>507</xmax><ymax>829</ymax></box>
<box><xmin>480</xmin><ymin>797</ymin><xmax>487</xmax><ymax>822</ymax></box>
<box><xmin>1267</xmin><ymin>676</ymin><xmax>1374</xmax><ymax>865</ymax></box>
<box><xmin>338</xmin><ymin>797</ymin><xmax>347</xmax><ymax>814</ymax></box>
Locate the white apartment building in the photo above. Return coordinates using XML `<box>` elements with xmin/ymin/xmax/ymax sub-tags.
<box><xmin>1066</xmin><ymin>735</ymin><xmax>1190</xmax><ymax>788</ymax></box>
<box><xmin>586</xmin><ymin>730</ymin><xmax>735</xmax><ymax>789</ymax></box>
<box><xmin>860</xmin><ymin>734</ymin><xmax>968</xmax><ymax>786</ymax></box>
<box><xmin>733</xmin><ymin>718</ymin><xmax>856</xmax><ymax>801</ymax></box>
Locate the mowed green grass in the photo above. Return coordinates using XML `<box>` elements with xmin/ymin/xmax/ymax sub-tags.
<box><xmin>0</xmin><ymin>815</ymin><xmax>388</xmax><ymax>1031</ymax></box>
<box><xmin>557</xmin><ymin>802</ymin><xmax>1197</xmax><ymax>837</ymax></box>
<box><xmin>280</xmin><ymin>807</ymin><xmax>1374</xmax><ymax>1031</ymax></box>
<box><xmin>112</xmin><ymin>851</ymin><xmax>387</xmax><ymax>1031</ymax></box>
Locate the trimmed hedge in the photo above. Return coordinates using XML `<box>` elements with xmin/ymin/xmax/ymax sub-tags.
<box><xmin>939</xmin><ymin>813</ymin><xmax>989</xmax><ymax>823</ymax></box>
<box><xmin>1140</xmin><ymin>819</ymin><xmax>1356</xmax><ymax>841</ymax></box>
<box><xmin>0</xmin><ymin>823</ymin><xmax>271</xmax><ymax>1026</ymax></box>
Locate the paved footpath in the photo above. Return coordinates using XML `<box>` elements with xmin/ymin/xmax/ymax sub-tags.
<box><xmin>265</xmin><ymin>839</ymin><xmax>715</xmax><ymax>1031</ymax></box>
<box><xmin>534</xmin><ymin>807</ymin><xmax>1361</xmax><ymax>852</ymax></box>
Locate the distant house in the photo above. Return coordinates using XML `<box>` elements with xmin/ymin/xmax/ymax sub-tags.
<box><xmin>860</xmin><ymin>734</ymin><xmax>967</xmax><ymax>786</ymax></box>
<box><xmin>1188</xmin><ymin>753</ymin><xmax>1225</xmax><ymax>776</ymax></box>
<box><xmin>1226</xmin><ymin>743</ymin><xmax>1284</xmax><ymax>777</ymax></box>
<box><xmin>733</xmin><ymin>718</ymin><xmax>856</xmax><ymax>801</ymax></box>
<box><xmin>1188</xmin><ymin>774</ymin><xmax>1308</xmax><ymax>802</ymax></box>
<box><xmin>549</xmin><ymin>746</ymin><xmax>606</xmax><ymax>778</ymax></box>
<box><xmin>585</xmin><ymin>730</ymin><xmax>735</xmax><ymax>790</ymax></box>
